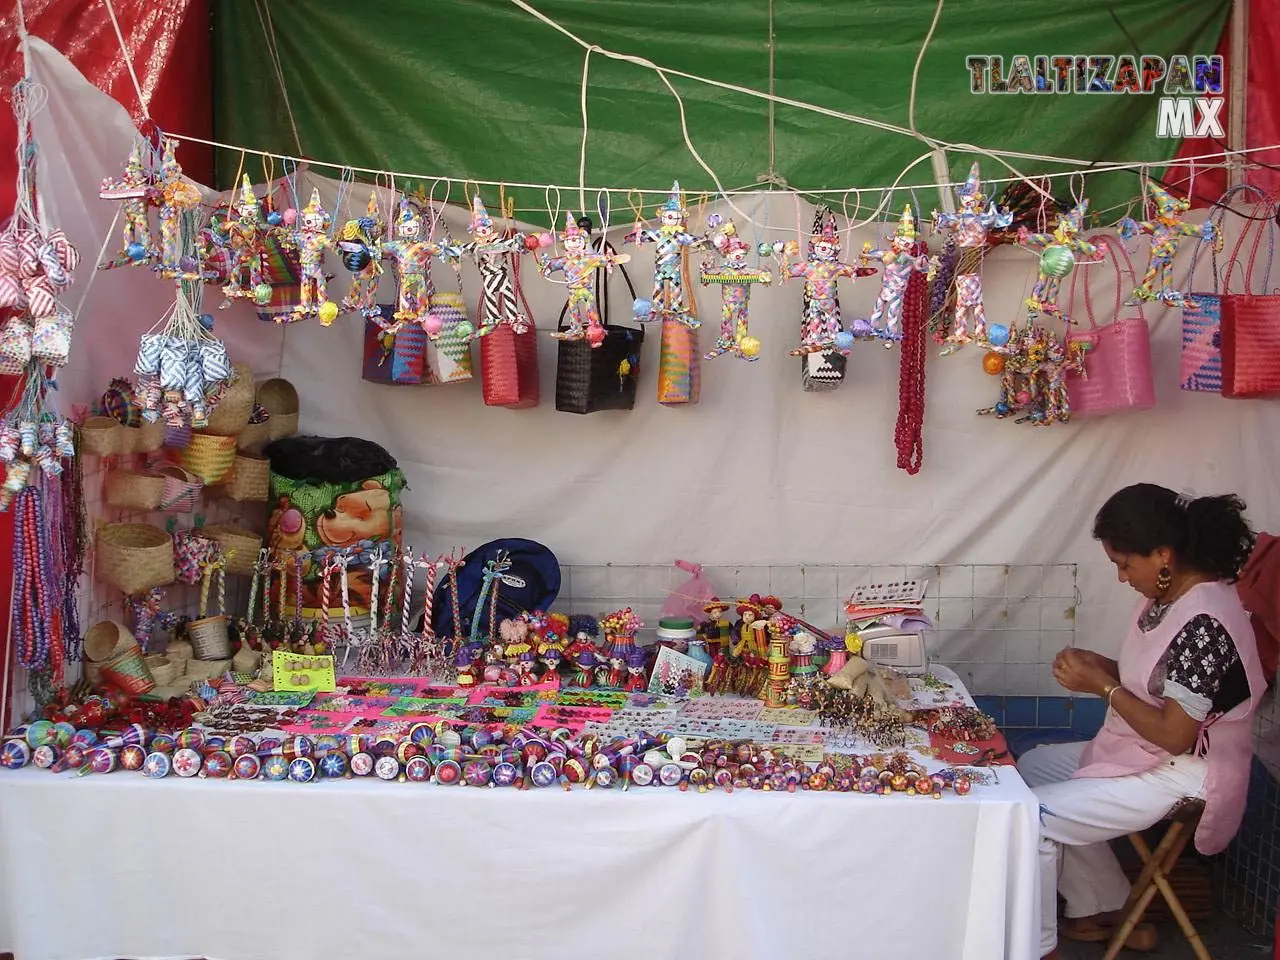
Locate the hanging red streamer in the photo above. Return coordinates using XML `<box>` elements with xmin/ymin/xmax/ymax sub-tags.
<box><xmin>895</xmin><ymin>240</ymin><xmax>929</xmax><ymax>475</ymax></box>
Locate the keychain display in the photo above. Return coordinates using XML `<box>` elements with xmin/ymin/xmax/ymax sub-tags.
<box><xmin>1118</xmin><ymin>181</ymin><xmax>1218</xmax><ymax>308</ymax></box>
<box><xmin>859</xmin><ymin>205</ymin><xmax>938</xmax><ymax>344</ymax></box>
<box><xmin>539</xmin><ymin>213</ymin><xmax>630</xmax><ymax>345</ymax></box>
<box><xmin>932</xmin><ymin>163</ymin><xmax>1012</xmax><ymax>348</ymax></box>
<box><xmin>626</xmin><ymin>182</ymin><xmax>707</xmax><ymax>328</ymax></box>
<box><xmin>699</xmin><ymin>217</ymin><xmax>771</xmax><ymax>361</ymax></box>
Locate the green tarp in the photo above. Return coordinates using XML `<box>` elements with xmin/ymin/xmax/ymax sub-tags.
<box><xmin>213</xmin><ymin>0</ymin><xmax>1229</xmax><ymax>224</ymax></box>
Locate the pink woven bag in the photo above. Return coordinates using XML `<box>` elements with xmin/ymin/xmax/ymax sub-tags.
<box><xmin>1065</xmin><ymin>232</ymin><xmax>1155</xmax><ymax>418</ymax></box>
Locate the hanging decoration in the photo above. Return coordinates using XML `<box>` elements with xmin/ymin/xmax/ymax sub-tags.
<box><xmin>1118</xmin><ymin>182</ymin><xmax>1218</xmax><ymax>308</ymax></box>
<box><xmin>338</xmin><ymin>190</ymin><xmax>386</xmax><ymax>319</ymax></box>
<box><xmin>626</xmin><ymin>181</ymin><xmax>707</xmax><ymax>328</ymax></box>
<box><xmin>1015</xmin><ymin>201</ymin><xmax>1098</xmax><ymax>321</ymax></box>
<box><xmin>539</xmin><ymin>213</ymin><xmax>629</xmax><ymax>346</ymax></box>
<box><xmin>859</xmin><ymin>205</ymin><xmax>938</xmax><ymax>345</ymax></box>
<box><xmin>894</xmin><ymin>236</ymin><xmax>930</xmax><ymax>473</ymax></box>
<box><xmin>218</xmin><ymin>175</ymin><xmax>273</xmax><ymax>308</ymax></box>
<box><xmin>153</xmin><ymin>138</ymin><xmax>204</xmax><ymax>281</ymax></box>
<box><xmin>382</xmin><ymin>198</ymin><xmax>451</xmax><ymax>332</ymax></box>
<box><xmin>931</xmin><ymin>163</ymin><xmax>1012</xmax><ymax>350</ymax></box>
<box><xmin>457</xmin><ymin>194</ymin><xmax>530</xmax><ymax>336</ymax></box>
<box><xmin>699</xmin><ymin>216</ymin><xmax>771</xmax><ymax>361</ymax></box>
<box><xmin>97</xmin><ymin>142</ymin><xmax>157</xmax><ymax>270</ymax></box>
<box><xmin>282</xmin><ymin>188</ymin><xmax>337</xmax><ymax>324</ymax></box>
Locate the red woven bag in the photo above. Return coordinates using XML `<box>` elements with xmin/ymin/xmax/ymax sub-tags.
<box><xmin>480</xmin><ymin>253</ymin><xmax>540</xmax><ymax>408</ymax></box>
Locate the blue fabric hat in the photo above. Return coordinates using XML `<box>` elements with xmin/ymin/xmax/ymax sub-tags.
<box><xmin>432</xmin><ymin>539</ymin><xmax>562</xmax><ymax>641</ymax></box>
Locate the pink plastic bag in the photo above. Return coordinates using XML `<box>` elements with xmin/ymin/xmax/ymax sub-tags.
<box><xmin>661</xmin><ymin>560</ymin><xmax>719</xmax><ymax>621</ymax></box>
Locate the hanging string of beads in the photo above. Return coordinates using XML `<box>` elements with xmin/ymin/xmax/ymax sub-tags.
<box><xmin>894</xmin><ymin>238</ymin><xmax>930</xmax><ymax>474</ymax></box>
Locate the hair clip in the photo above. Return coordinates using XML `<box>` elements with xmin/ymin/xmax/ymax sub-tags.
<box><xmin>1174</xmin><ymin>491</ymin><xmax>1195</xmax><ymax>510</ymax></box>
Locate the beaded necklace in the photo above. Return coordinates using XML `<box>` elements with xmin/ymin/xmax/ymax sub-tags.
<box><xmin>12</xmin><ymin>487</ymin><xmax>56</xmax><ymax>670</ymax></box>
<box><xmin>894</xmin><ymin>238</ymin><xmax>929</xmax><ymax>475</ymax></box>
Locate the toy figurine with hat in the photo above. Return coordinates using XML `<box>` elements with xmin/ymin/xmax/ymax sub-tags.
<box><xmin>539</xmin><ymin>213</ymin><xmax>630</xmax><ymax>345</ymax></box>
<box><xmin>1017</xmin><ymin>200</ymin><xmax>1100</xmax><ymax>320</ymax></box>
<box><xmin>858</xmin><ymin>205</ymin><xmax>938</xmax><ymax>343</ymax></box>
<box><xmin>933</xmin><ymin>162</ymin><xmax>1013</xmax><ymax>350</ymax></box>
<box><xmin>1117</xmin><ymin>180</ymin><xmax>1217</xmax><ymax>308</ymax></box>
<box><xmin>288</xmin><ymin>188</ymin><xmax>338</xmax><ymax>324</ymax></box>
<box><xmin>338</xmin><ymin>190</ymin><xmax>387</xmax><ymax>319</ymax></box>
<box><xmin>626</xmin><ymin>180</ymin><xmax>707</xmax><ymax>328</ymax></box>
<box><xmin>458</xmin><ymin>193</ymin><xmax>531</xmax><ymax>337</ymax></box>
<box><xmin>701</xmin><ymin>216</ymin><xmax>772</xmax><ymax>361</ymax></box>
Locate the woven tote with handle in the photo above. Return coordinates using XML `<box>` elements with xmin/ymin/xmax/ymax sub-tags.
<box><xmin>655</xmin><ymin>249</ymin><xmax>701</xmax><ymax>405</ymax></box>
<box><xmin>96</xmin><ymin>523</ymin><xmax>175</xmax><ymax>595</ymax></box>
<box><xmin>1219</xmin><ymin>194</ymin><xmax>1280</xmax><ymax>398</ymax></box>
<box><xmin>1064</xmin><ymin>233</ymin><xmax>1155</xmax><ymax>417</ymax></box>
<box><xmin>480</xmin><ymin>252</ymin><xmax>540</xmax><ymax>408</ymax></box>
<box><xmin>200</xmin><ymin>523</ymin><xmax>262</xmax><ymax>577</ymax></box>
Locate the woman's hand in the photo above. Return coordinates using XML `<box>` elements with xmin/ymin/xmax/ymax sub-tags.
<box><xmin>1052</xmin><ymin>648</ymin><xmax>1113</xmax><ymax>696</ymax></box>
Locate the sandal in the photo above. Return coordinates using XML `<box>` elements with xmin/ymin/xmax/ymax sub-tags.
<box><xmin>1061</xmin><ymin>918</ymin><xmax>1159</xmax><ymax>952</ymax></box>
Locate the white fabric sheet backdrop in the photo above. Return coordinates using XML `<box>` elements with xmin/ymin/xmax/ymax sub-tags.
<box><xmin>28</xmin><ymin>38</ymin><xmax>1280</xmax><ymax>692</ymax></box>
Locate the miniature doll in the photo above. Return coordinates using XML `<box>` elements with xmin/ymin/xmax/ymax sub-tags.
<box><xmin>622</xmin><ymin>647</ymin><xmax>648</xmax><ymax>693</ymax></box>
<box><xmin>932</xmin><ymin>162</ymin><xmax>1013</xmax><ymax>347</ymax></box>
<box><xmin>859</xmin><ymin>206</ymin><xmax>938</xmax><ymax>342</ymax></box>
<box><xmin>626</xmin><ymin>182</ymin><xmax>707</xmax><ymax>327</ymax></box>
<box><xmin>456</xmin><ymin>195</ymin><xmax>530</xmax><ymax>336</ymax></box>
<box><xmin>699</xmin><ymin>219</ymin><xmax>771</xmax><ymax>360</ymax></box>
<box><xmin>1016</xmin><ymin>202</ymin><xmax>1098</xmax><ymax>320</ymax></box>
<box><xmin>98</xmin><ymin>143</ymin><xmax>156</xmax><ymax>269</ymax></box>
<box><xmin>539</xmin><ymin>214</ymin><xmax>629</xmax><ymax>345</ymax></box>
<box><xmin>220</xmin><ymin>175</ymin><xmax>268</xmax><ymax>307</ymax></box>
<box><xmin>338</xmin><ymin>191</ymin><xmax>386</xmax><ymax>319</ymax></box>
<box><xmin>1118</xmin><ymin>182</ymin><xmax>1216</xmax><ymax>308</ymax></box>
<box><xmin>774</xmin><ymin>208</ymin><xmax>876</xmax><ymax>355</ymax></box>
<box><xmin>381</xmin><ymin>199</ymin><xmax>450</xmax><ymax>329</ymax></box>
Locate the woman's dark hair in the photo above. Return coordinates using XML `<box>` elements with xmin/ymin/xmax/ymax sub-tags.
<box><xmin>1093</xmin><ymin>483</ymin><xmax>1256</xmax><ymax>581</ymax></box>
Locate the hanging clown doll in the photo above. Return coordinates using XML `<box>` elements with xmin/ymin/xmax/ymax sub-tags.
<box><xmin>859</xmin><ymin>205</ymin><xmax>938</xmax><ymax>343</ymax></box>
<box><xmin>1117</xmin><ymin>182</ymin><xmax>1217</xmax><ymax>308</ymax></box>
<box><xmin>1016</xmin><ymin>200</ymin><xmax>1099</xmax><ymax>321</ymax></box>
<box><xmin>699</xmin><ymin>218</ymin><xmax>771</xmax><ymax>360</ymax></box>
<box><xmin>97</xmin><ymin>143</ymin><xmax>156</xmax><ymax>270</ymax></box>
<box><xmin>337</xmin><ymin>190</ymin><xmax>386</xmax><ymax>319</ymax></box>
<box><xmin>153</xmin><ymin>138</ymin><xmax>203</xmax><ymax>281</ymax></box>
<box><xmin>538</xmin><ymin>213</ymin><xmax>629</xmax><ymax>346</ymax></box>
<box><xmin>932</xmin><ymin>162</ymin><xmax>1013</xmax><ymax>347</ymax></box>
<box><xmin>220</xmin><ymin>175</ymin><xmax>269</xmax><ymax>308</ymax></box>
<box><xmin>381</xmin><ymin>198</ymin><xmax>450</xmax><ymax>331</ymax></box>
<box><xmin>776</xmin><ymin>207</ymin><xmax>875</xmax><ymax>355</ymax></box>
<box><xmin>458</xmin><ymin>195</ymin><xmax>529</xmax><ymax>336</ymax></box>
<box><xmin>285</xmin><ymin>188</ymin><xmax>337</xmax><ymax>324</ymax></box>
<box><xmin>626</xmin><ymin>181</ymin><xmax>707</xmax><ymax>328</ymax></box>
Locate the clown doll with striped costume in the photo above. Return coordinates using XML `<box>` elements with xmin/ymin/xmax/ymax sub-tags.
<box><xmin>538</xmin><ymin>214</ymin><xmax>629</xmax><ymax>346</ymax></box>
<box><xmin>700</xmin><ymin>217</ymin><xmax>772</xmax><ymax>361</ymax></box>
<box><xmin>932</xmin><ymin>162</ymin><xmax>1012</xmax><ymax>349</ymax></box>
<box><xmin>1118</xmin><ymin>182</ymin><xmax>1217</xmax><ymax>309</ymax></box>
<box><xmin>456</xmin><ymin>195</ymin><xmax>530</xmax><ymax>336</ymax></box>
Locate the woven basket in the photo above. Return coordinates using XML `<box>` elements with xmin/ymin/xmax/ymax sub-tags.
<box><xmin>258</xmin><ymin>378</ymin><xmax>299</xmax><ymax>441</ymax></box>
<box><xmin>178</xmin><ymin>432</ymin><xmax>237</xmax><ymax>484</ymax></box>
<box><xmin>79</xmin><ymin>417</ymin><xmax>126</xmax><ymax>457</ymax></box>
<box><xmin>157</xmin><ymin>465</ymin><xmax>203</xmax><ymax>513</ymax></box>
<box><xmin>84</xmin><ymin>620</ymin><xmax>135</xmax><ymax>663</ymax></box>
<box><xmin>201</xmin><ymin>524</ymin><xmax>262</xmax><ymax>576</ymax></box>
<box><xmin>105</xmin><ymin>469</ymin><xmax>165</xmax><ymax>511</ymax></box>
<box><xmin>123</xmin><ymin>419</ymin><xmax>165</xmax><ymax>454</ymax></box>
<box><xmin>222</xmin><ymin>451</ymin><xmax>270</xmax><ymax>502</ymax></box>
<box><xmin>145</xmin><ymin>654</ymin><xmax>181</xmax><ymax>687</ymax></box>
<box><xmin>163</xmin><ymin>421</ymin><xmax>192</xmax><ymax>449</ymax></box>
<box><xmin>204</xmin><ymin>362</ymin><xmax>255</xmax><ymax>436</ymax></box>
<box><xmin>237</xmin><ymin>418</ymin><xmax>272</xmax><ymax>452</ymax></box>
<box><xmin>189</xmin><ymin>615</ymin><xmax>231</xmax><ymax>660</ymax></box>
<box><xmin>101</xmin><ymin>642</ymin><xmax>155</xmax><ymax>695</ymax></box>
<box><xmin>96</xmin><ymin>523</ymin><xmax>174</xmax><ymax>594</ymax></box>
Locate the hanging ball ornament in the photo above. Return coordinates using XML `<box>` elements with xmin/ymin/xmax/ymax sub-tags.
<box><xmin>995</xmin><ymin>401</ymin><xmax>1011</xmax><ymax>416</ymax></box>
<box><xmin>252</xmin><ymin>283</ymin><xmax>273</xmax><ymax>306</ymax></box>
<box><xmin>586</xmin><ymin>325</ymin><xmax>606</xmax><ymax>346</ymax></box>
<box><xmin>424</xmin><ymin>315</ymin><xmax>444</xmax><ymax>337</ymax></box>
<box><xmin>199</xmin><ymin>313</ymin><xmax>215</xmax><ymax>332</ymax></box>
<box><xmin>537</xmin><ymin>232</ymin><xmax>554</xmax><ymax>248</ymax></box>
<box><xmin>126</xmin><ymin>242</ymin><xmax>147</xmax><ymax>262</ymax></box>
<box><xmin>706</xmin><ymin>213</ymin><xmax>723</xmax><ymax>228</ymax></box>
<box><xmin>986</xmin><ymin>324</ymin><xmax>1011</xmax><ymax>348</ymax></box>
<box><xmin>1040</xmin><ymin>245</ymin><xmax>1075</xmax><ymax>278</ymax></box>
<box><xmin>834</xmin><ymin>331</ymin><xmax>855</xmax><ymax>353</ymax></box>
<box><xmin>757</xmin><ymin>242</ymin><xmax>773</xmax><ymax>257</ymax></box>
<box><xmin>453</xmin><ymin>321</ymin><xmax>474</xmax><ymax>340</ymax></box>
<box><xmin>982</xmin><ymin>351</ymin><xmax>1005</xmax><ymax>375</ymax></box>
<box><xmin>266</xmin><ymin>211</ymin><xmax>283</xmax><ymax>227</ymax></box>
<box><xmin>317</xmin><ymin>301</ymin><xmax>339</xmax><ymax>326</ymax></box>
<box><xmin>632</xmin><ymin>298</ymin><xmax>652</xmax><ymax>320</ymax></box>
<box><xmin>282</xmin><ymin>209</ymin><xmax>298</xmax><ymax>227</ymax></box>
<box><xmin>523</xmin><ymin>234</ymin><xmax>541</xmax><ymax>252</ymax></box>
<box><xmin>739</xmin><ymin>336</ymin><xmax>761</xmax><ymax>358</ymax></box>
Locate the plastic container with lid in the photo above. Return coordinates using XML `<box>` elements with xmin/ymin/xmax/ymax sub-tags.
<box><xmin>655</xmin><ymin>617</ymin><xmax>696</xmax><ymax>652</ymax></box>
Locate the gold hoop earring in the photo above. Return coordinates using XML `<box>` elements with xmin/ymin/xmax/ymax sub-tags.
<box><xmin>1156</xmin><ymin>566</ymin><xmax>1173</xmax><ymax>597</ymax></box>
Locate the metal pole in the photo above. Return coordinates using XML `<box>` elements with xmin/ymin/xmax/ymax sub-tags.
<box><xmin>1228</xmin><ymin>0</ymin><xmax>1248</xmax><ymax>188</ymax></box>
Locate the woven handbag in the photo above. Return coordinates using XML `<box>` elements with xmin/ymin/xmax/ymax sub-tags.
<box><xmin>424</xmin><ymin>291</ymin><xmax>475</xmax><ymax>384</ymax></box>
<box><xmin>554</xmin><ymin>234</ymin><xmax>644</xmax><ymax>414</ymax></box>
<box><xmin>480</xmin><ymin>253</ymin><xmax>539</xmax><ymax>408</ymax></box>
<box><xmin>1181</xmin><ymin>185</ymin><xmax>1269</xmax><ymax>392</ymax></box>
<box><xmin>363</xmin><ymin>306</ymin><xmax>428</xmax><ymax>385</ymax></box>
<box><xmin>1065</xmin><ymin>233</ymin><xmax>1155</xmax><ymax>417</ymax></box>
<box><xmin>656</xmin><ymin>250</ymin><xmax>702</xmax><ymax>405</ymax></box>
<box><xmin>1219</xmin><ymin>194</ymin><xmax>1280</xmax><ymax>398</ymax></box>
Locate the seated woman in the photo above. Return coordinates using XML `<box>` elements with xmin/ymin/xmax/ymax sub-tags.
<box><xmin>1022</xmin><ymin>484</ymin><xmax>1265</xmax><ymax>960</ymax></box>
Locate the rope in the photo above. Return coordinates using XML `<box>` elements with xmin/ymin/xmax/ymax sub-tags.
<box><xmin>102</xmin><ymin>0</ymin><xmax>150</xmax><ymax>120</ymax></box>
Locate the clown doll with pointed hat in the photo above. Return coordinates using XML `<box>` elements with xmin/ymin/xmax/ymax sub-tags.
<box><xmin>932</xmin><ymin>162</ymin><xmax>1012</xmax><ymax>348</ymax></box>
<box><xmin>1017</xmin><ymin>200</ymin><xmax>1099</xmax><ymax>321</ymax></box>
<box><xmin>1118</xmin><ymin>181</ymin><xmax>1217</xmax><ymax>308</ymax></box>
<box><xmin>285</xmin><ymin>188</ymin><xmax>337</xmax><ymax>324</ymax></box>
<box><xmin>338</xmin><ymin>190</ymin><xmax>386</xmax><ymax>319</ymax></box>
<box><xmin>98</xmin><ymin>142</ymin><xmax>157</xmax><ymax>270</ymax></box>
<box><xmin>860</xmin><ymin>205</ymin><xmax>938</xmax><ymax>343</ymax></box>
<box><xmin>220</xmin><ymin>174</ymin><xmax>270</xmax><ymax>307</ymax></box>
<box><xmin>774</xmin><ymin>207</ymin><xmax>876</xmax><ymax>355</ymax></box>
<box><xmin>626</xmin><ymin>181</ymin><xmax>708</xmax><ymax>328</ymax></box>
<box><xmin>381</xmin><ymin>198</ymin><xmax>454</xmax><ymax>334</ymax></box>
<box><xmin>458</xmin><ymin>194</ymin><xmax>531</xmax><ymax>336</ymax></box>
<box><xmin>538</xmin><ymin>213</ymin><xmax>629</xmax><ymax>346</ymax></box>
<box><xmin>700</xmin><ymin>218</ymin><xmax>772</xmax><ymax>360</ymax></box>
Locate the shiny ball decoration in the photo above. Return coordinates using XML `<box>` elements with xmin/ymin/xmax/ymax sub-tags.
<box><xmin>1015</xmin><ymin>390</ymin><xmax>1032</xmax><ymax>406</ymax></box>
<box><xmin>954</xmin><ymin>775</ymin><xmax>972</xmax><ymax>796</ymax></box>
<box><xmin>317</xmin><ymin>301</ymin><xmax>339</xmax><ymax>325</ymax></box>
<box><xmin>586</xmin><ymin>325</ymin><xmax>606</xmax><ymax>347</ymax></box>
<box><xmin>632</xmin><ymin>298</ymin><xmax>652</xmax><ymax>319</ymax></box>
<box><xmin>126</xmin><ymin>242</ymin><xmax>147</xmax><ymax>262</ymax></box>
<box><xmin>1040</xmin><ymin>244</ymin><xmax>1075</xmax><ymax>278</ymax></box>
<box><xmin>739</xmin><ymin>336</ymin><xmax>761</xmax><ymax>358</ymax></box>
<box><xmin>706</xmin><ymin>213</ymin><xmax>723</xmax><ymax>228</ymax></box>
<box><xmin>987</xmin><ymin>324</ymin><xmax>1011</xmax><ymax>348</ymax></box>
<box><xmin>783</xmin><ymin>240</ymin><xmax>800</xmax><ymax>256</ymax></box>
<box><xmin>252</xmin><ymin>283</ymin><xmax>273</xmax><ymax>306</ymax></box>
<box><xmin>757</xmin><ymin>242</ymin><xmax>773</xmax><ymax>257</ymax></box>
<box><xmin>423</xmin><ymin>315</ymin><xmax>444</xmax><ymax>337</ymax></box>
<box><xmin>282</xmin><ymin>209</ymin><xmax>298</xmax><ymax>227</ymax></box>
<box><xmin>199</xmin><ymin>313</ymin><xmax>215</xmax><ymax>331</ymax></box>
<box><xmin>453</xmin><ymin>321</ymin><xmax>474</xmax><ymax>340</ymax></box>
<box><xmin>523</xmin><ymin>234</ymin><xmax>541</xmax><ymax>251</ymax></box>
<box><xmin>266</xmin><ymin>211</ymin><xmax>283</xmax><ymax>226</ymax></box>
<box><xmin>537</xmin><ymin>232</ymin><xmax>554</xmax><ymax>248</ymax></box>
<box><xmin>834</xmin><ymin>331</ymin><xmax>855</xmax><ymax>352</ymax></box>
<box><xmin>995</xmin><ymin>401</ymin><xmax>1011</xmax><ymax>416</ymax></box>
<box><xmin>982</xmin><ymin>351</ymin><xmax>1005</xmax><ymax>376</ymax></box>
<box><xmin>180</xmin><ymin>256</ymin><xmax>199</xmax><ymax>274</ymax></box>
<box><xmin>345</xmin><ymin>249</ymin><xmax>371</xmax><ymax>272</ymax></box>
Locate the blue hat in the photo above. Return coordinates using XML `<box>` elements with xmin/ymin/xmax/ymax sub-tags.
<box><xmin>432</xmin><ymin>539</ymin><xmax>562</xmax><ymax>640</ymax></box>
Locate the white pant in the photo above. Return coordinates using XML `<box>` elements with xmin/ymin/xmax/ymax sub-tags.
<box><xmin>1019</xmin><ymin>740</ymin><xmax>1209</xmax><ymax>956</ymax></box>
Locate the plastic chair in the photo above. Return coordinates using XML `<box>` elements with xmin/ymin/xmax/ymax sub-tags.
<box><xmin>1103</xmin><ymin>798</ymin><xmax>1211</xmax><ymax>960</ymax></box>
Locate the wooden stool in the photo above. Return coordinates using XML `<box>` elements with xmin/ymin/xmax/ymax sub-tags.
<box><xmin>1103</xmin><ymin>798</ymin><xmax>1211</xmax><ymax>960</ymax></box>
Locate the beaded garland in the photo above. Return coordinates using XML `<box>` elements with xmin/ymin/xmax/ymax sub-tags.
<box><xmin>12</xmin><ymin>487</ymin><xmax>59</xmax><ymax>672</ymax></box>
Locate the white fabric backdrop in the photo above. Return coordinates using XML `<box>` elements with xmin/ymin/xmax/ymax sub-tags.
<box><xmin>28</xmin><ymin>38</ymin><xmax>1280</xmax><ymax>684</ymax></box>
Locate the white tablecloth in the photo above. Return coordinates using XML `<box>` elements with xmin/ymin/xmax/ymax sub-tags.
<box><xmin>0</xmin><ymin>753</ymin><xmax>1039</xmax><ymax>960</ymax></box>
